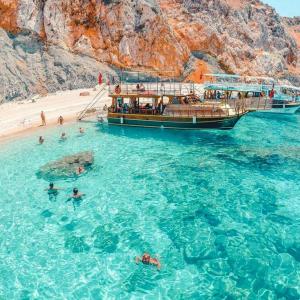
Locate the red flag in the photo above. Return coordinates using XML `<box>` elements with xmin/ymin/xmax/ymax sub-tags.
<box><xmin>98</xmin><ymin>73</ymin><xmax>103</xmax><ymax>85</ymax></box>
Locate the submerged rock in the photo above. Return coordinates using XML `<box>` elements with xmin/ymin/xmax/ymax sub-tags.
<box><xmin>37</xmin><ymin>151</ymin><xmax>94</xmax><ymax>179</ymax></box>
<box><xmin>92</xmin><ymin>225</ymin><xmax>119</xmax><ymax>253</ymax></box>
<box><xmin>65</xmin><ymin>236</ymin><xmax>90</xmax><ymax>253</ymax></box>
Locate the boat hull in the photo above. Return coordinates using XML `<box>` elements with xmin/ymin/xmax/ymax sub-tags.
<box><xmin>107</xmin><ymin>113</ymin><xmax>246</xmax><ymax>130</ymax></box>
<box><xmin>256</xmin><ymin>103</ymin><xmax>300</xmax><ymax>114</ymax></box>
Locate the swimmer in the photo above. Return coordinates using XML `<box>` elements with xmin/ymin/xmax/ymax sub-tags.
<box><xmin>66</xmin><ymin>188</ymin><xmax>85</xmax><ymax>210</ymax></box>
<box><xmin>68</xmin><ymin>188</ymin><xmax>85</xmax><ymax>199</ymax></box>
<box><xmin>45</xmin><ymin>183</ymin><xmax>62</xmax><ymax>201</ymax></box>
<box><xmin>39</xmin><ymin>136</ymin><xmax>44</xmax><ymax>144</ymax></box>
<box><xmin>76</xmin><ymin>166</ymin><xmax>85</xmax><ymax>175</ymax></box>
<box><xmin>79</xmin><ymin>127</ymin><xmax>85</xmax><ymax>134</ymax></box>
<box><xmin>45</xmin><ymin>182</ymin><xmax>62</xmax><ymax>192</ymax></box>
<box><xmin>135</xmin><ymin>253</ymin><xmax>161</xmax><ymax>270</ymax></box>
<box><xmin>60</xmin><ymin>132</ymin><xmax>67</xmax><ymax>140</ymax></box>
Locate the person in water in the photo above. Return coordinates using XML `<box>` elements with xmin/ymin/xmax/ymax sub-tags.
<box><xmin>66</xmin><ymin>188</ymin><xmax>85</xmax><ymax>210</ymax></box>
<box><xmin>39</xmin><ymin>136</ymin><xmax>44</xmax><ymax>144</ymax></box>
<box><xmin>45</xmin><ymin>183</ymin><xmax>62</xmax><ymax>201</ymax></box>
<box><xmin>135</xmin><ymin>253</ymin><xmax>161</xmax><ymax>270</ymax></box>
<box><xmin>60</xmin><ymin>132</ymin><xmax>67</xmax><ymax>140</ymax></box>
<box><xmin>76</xmin><ymin>166</ymin><xmax>85</xmax><ymax>175</ymax></box>
<box><xmin>79</xmin><ymin>127</ymin><xmax>85</xmax><ymax>134</ymax></box>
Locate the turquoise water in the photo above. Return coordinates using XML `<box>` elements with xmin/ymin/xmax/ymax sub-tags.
<box><xmin>0</xmin><ymin>113</ymin><xmax>299</xmax><ymax>299</ymax></box>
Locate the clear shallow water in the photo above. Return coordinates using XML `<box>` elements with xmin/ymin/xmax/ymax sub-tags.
<box><xmin>0</xmin><ymin>113</ymin><xmax>299</xmax><ymax>299</ymax></box>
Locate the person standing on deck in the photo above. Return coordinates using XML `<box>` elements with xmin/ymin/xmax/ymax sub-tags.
<box><xmin>40</xmin><ymin>111</ymin><xmax>46</xmax><ymax>126</ymax></box>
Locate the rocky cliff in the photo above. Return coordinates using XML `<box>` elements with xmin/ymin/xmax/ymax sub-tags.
<box><xmin>0</xmin><ymin>0</ymin><xmax>299</xmax><ymax>102</ymax></box>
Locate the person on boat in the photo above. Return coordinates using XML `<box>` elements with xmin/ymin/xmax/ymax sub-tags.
<box><xmin>76</xmin><ymin>166</ymin><xmax>85</xmax><ymax>175</ymax></box>
<box><xmin>66</xmin><ymin>188</ymin><xmax>85</xmax><ymax>210</ymax></box>
<box><xmin>136</xmin><ymin>83</ymin><xmax>140</xmax><ymax>91</ymax></box>
<box><xmin>40</xmin><ymin>111</ymin><xmax>46</xmax><ymax>126</ymax></box>
<box><xmin>79</xmin><ymin>127</ymin><xmax>85</xmax><ymax>134</ymax></box>
<box><xmin>58</xmin><ymin>116</ymin><xmax>64</xmax><ymax>125</ymax></box>
<box><xmin>135</xmin><ymin>253</ymin><xmax>161</xmax><ymax>270</ymax></box>
<box><xmin>39</xmin><ymin>136</ymin><xmax>44</xmax><ymax>144</ymax></box>
<box><xmin>115</xmin><ymin>85</ymin><xmax>121</xmax><ymax>94</ymax></box>
<box><xmin>103</xmin><ymin>104</ymin><xmax>108</xmax><ymax>111</ymax></box>
<box><xmin>60</xmin><ymin>132</ymin><xmax>67</xmax><ymax>140</ymax></box>
<box><xmin>140</xmin><ymin>83</ymin><xmax>145</xmax><ymax>92</ymax></box>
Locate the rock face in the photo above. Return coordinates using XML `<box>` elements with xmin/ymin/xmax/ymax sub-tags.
<box><xmin>0</xmin><ymin>0</ymin><xmax>299</xmax><ymax>102</ymax></box>
<box><xmin>37</xmin><ymin>151</ymin><xmax>94</xmax><ymax>179</ymax></box>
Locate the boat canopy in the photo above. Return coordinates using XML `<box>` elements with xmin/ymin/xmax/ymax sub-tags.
<box><xmin>279</xmin><ymin>85</ymin><xmax>300</xmax><ymax>92</ymax></box>
<box><xmin>204</xmin><ymin>74</ymin><xmax>275</xmax><ymax>82</ymax></box>
<box><xmin>204</xmin><ymin>73</ymin><xmax>241</xmax><ymax>78</ymax></box>
<box><xmin>204</xmin><ymin>83</ymin><xmax>270</xmax><ymax>93</ymax></box>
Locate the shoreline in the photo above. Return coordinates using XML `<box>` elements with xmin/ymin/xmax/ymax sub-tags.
<box><xmin>0</xmin><ymin>86</ymin><xmax>109</xmax><ymax>144</ymax></box>
<box><xmin>0</xmin><ymin>116</ymin><xmax>79</xmax><ymax>144</ymax></box>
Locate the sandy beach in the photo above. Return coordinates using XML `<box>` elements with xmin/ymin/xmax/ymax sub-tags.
<box><xmin>0</xmin><ymin>85</ymin><xmax>109</xmax><ymax>143</ymax></box>
<box><xmin>0</xmin><ymin>83</ymin><xmax>204</xmax><ymax>143</ymax></box>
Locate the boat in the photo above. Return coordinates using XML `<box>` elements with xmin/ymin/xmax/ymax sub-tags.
<box><xmin>107</xmin><ymin>81</ymin><xmax>247</xmax><ymax>130</ymax></box>
<box><xmin>204</xmin><ymin>74</ymin><xmax>300</xmax><ymax>115</ymax></box>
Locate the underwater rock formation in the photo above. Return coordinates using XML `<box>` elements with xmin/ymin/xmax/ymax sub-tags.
<box><xmin>37</xmin><ymin>151</ymin><xmax>94</xmax><ymax>179</ymax></box>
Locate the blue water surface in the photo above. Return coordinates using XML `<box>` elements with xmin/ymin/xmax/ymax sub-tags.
<box><xmin>0</xmin><ymin>112</ymin><xmax>299</xmax><ymax>299</ymax></box>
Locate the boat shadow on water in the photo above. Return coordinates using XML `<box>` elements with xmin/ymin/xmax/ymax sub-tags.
<box><xmin>95</xmin><ymin>122</ymin><xmax>239</xmax><ymax>147</ymax></box>
<box><xmin>247</xmin><ymin>111</ymin><xmax>300</xmax><ymax>124</ymax></box>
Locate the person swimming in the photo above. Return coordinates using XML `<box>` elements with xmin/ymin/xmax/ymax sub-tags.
<box><xmin>60</xmin><ymin>132</ymin><xmax>67</xmax><ymax>140</ymax></box>
<box><xmin>76</xmin><ymin>166</ymin><xmax>85</xmax><ymax>175</ymax></box>
<box><xmin>135</xmin><ymin>253</ymin><xmax>161</xmax><ymax>270</ymax></box>
<box><xmin>45</xmin><ymin>183</ymin><xmax>61</xmax><ymax>201</ymax></box>
<box><xmin>66</xmin><ymin>188</ymin><xmax>85</xmax><ymax>210</ymax></box>
<box><xmin>79</xmin><ymin>127</ymin><xmax>85</xmax><ymax>134</ymax></box>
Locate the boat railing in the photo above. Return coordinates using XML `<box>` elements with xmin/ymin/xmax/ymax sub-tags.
<box><xmin>109</xmin><ymin>107</ymin><xmax>162</xmax><ymax>115</ymax></box>
<box><xmin>108</xmin><ymin>82</ymin><xmax>196</xmax><ymax>96</ymax></box>
<box><xmin>163</xmin><ymin>104</ymin><xmax>237</xmax><ymax>118</ymax></box>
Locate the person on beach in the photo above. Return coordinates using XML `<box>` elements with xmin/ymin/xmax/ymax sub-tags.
<box><xmin>60</xmin><ymin>132</ymin><xmax>67</xmax><ymax>140</ymax></box>
<box><xmin>39</xmin><ymin>136</ymin><xmax>44</xmax><ymax>144</ymax></box>
<box><xmin>66</xmin><ymin>188</ymin><xmax>85</xmax><ymax>210</ymax></box>
<box><xmin>135</xmin><ymin>253</ymin><xmax>161</xmax><ymax>270</ymax></box>
<box><xmin>58</xmin><ymin>116</ymin><xmax>64</xmax><ymax>125</ymax></box>
<box><xmin>79</xmin><ymin>127</ymin><xmax>85</xmax><ymax>134</ymax></box>
<box><xmin>40</xmin><ymin>111</ymin><xmax>46</xmax><ymax>126</ymax></box>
